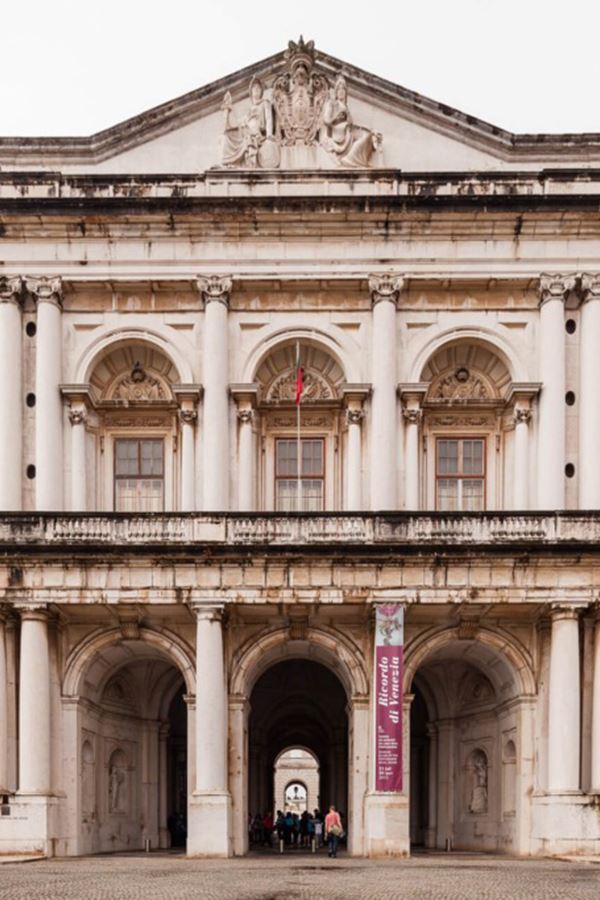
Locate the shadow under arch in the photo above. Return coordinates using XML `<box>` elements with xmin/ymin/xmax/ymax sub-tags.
<box><xmin>230</xmin><ymin>625</ymin><xmax>369</xmax><ymax>700</ymax></box>
<box><xmin>62</xmin><ymin>625</ymin><xmax>196</xmax><ymax>698</ymax></box>
<box><xmin>408</xmin><ymin>326</ymin><xmax>527</xmax><ymax>385</ymax></box>
<box><xmin>74</xmin><ymin>326</ymin><xmax>193</xmax><ymax>386</ymax></box>
<box><xmin>242</xmin><ymin>325</ymin><xmax>361</xmax><ymax>385</ymax></box>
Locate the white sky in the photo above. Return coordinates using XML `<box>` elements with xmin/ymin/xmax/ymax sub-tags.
<box><xmin>1</xmin><ymin>0</ymin><xmax>598</xmax><ymax>137</ymax></box>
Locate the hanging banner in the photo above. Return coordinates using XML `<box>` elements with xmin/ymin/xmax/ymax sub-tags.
<box><xmin>375</xmin><ymin>604</ymin><xmax>404</xmax><ymax>792</ymax></box>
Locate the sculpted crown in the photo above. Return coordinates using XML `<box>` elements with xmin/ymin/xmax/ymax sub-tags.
<box><xmin>283</xmin><ymin>35</ymin><xmax>316</xmax><ymax>70</ymax></box>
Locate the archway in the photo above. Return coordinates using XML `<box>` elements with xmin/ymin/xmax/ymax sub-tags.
<box><xmin>63</xmin><ymin>629</ymin><xmax>194</xmax><ymax>856</ymax></box>
<box><xmin>248</xmin><ymin>660</ymin><xmax>348</xmax><ymax>851</ymax></box>
<box><xmin>406</xmin><ymin>628</ymin><xmax>535</xmax><ymax>854</ymax></box>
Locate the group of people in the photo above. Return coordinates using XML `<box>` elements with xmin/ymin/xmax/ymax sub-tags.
<box><xmin>249</xmin><ymin>805</ymin><xmax>344</xmax><ymax>857</ymax></box>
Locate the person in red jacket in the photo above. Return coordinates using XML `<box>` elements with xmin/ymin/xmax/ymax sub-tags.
<box><xmin>324</xmin><ymin>804</ymin><xmax>343</xmax><ymax>858</ymax></box>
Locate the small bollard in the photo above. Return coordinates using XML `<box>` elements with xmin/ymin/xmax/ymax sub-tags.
<box><xmin>279</xmin><ymin>837</ymin><xmax>284</xmax><ymax>854</ymax></box>
<box><xmin>311</xmin><ymin>837</ymin><xmax>316</xmax><ymax>854</ymax></box>
<box><xmin>445</xmin><ymin>837</ymin><xmax>452</xmax><ymax>852</ymax></box>
<box><xmin>144</xmin><ymin>838</ymin><xmax>151</xmax><ymax>853</ymax></box>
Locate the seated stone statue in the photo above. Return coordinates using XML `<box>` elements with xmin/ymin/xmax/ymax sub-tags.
<box><xmin>221</xmin><ymin>77</ymin><xmax>279</xmax><ymax>169</ymax></box>
<box><xmin>320</xmin><ymin>76</ymin><xmax>381</xmax><ymax>168</ymax></box>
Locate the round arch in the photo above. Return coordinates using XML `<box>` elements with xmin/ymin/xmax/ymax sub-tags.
<box><xmin>62</xmin><ymin>625</ymin><xmax>195</xmax><ymax>698</ymax></box>
<box><xmin>241</xmin><ymin>325</ymin><xmax>361</xmax><ymax>385</ymax></box>
<box><xmin>408</xmin><ymin>326</ymin><xmax>527</xmax><ymax>384</ymax></box>
<box><xmin>230</xmin><ymin>625</ymin><xmax>369</xmax><ymax>699</ymax></box>
<box><xmin>74</xmin><ymin>326</ymin><xmax>194</xmax><ymax>385</ymax></box>
<box><xmin>403</xmin><ymin>625</ymin><xmax>536</xmax><ymax>698</ymax></box>
<box><xmin>274</xmin><ymin>746</ymin><xmax>320</xmax><ymax>767</ymax></box>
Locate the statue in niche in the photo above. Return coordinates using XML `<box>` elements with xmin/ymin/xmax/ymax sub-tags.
<box><xmin>112</xmin><ymin>362</ymin><xmax>166</xmax><ymax>402</ymax></box>
<box><xmin>108</xmin><ymin>762</ymin><xmax>125</xmax><ymax>813</ymax></box>
<box><xmin>221</xmin><ymin>77</ymin><xmax>279</xmax><ymax>169</ymax></box>
<box><xmin>320</xmin><ymin>76</ymin><xmax>382</xmax><ymax>169</ymax></box>
<box><xmin>468</xmin><ymin>750</ymin><xmax>488</xmax><ymax>814</ymax></box>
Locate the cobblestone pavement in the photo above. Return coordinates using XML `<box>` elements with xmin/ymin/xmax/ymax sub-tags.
<box><xmin>0</xmin><ymin>852</ymin><xmax>599</xmax><ymax>899</ymax></box>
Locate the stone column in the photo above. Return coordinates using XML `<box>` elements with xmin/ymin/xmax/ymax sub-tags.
<box><xmin>348</xmin><ymin>696</ymin><xmax>369</xmax><ymax>856</ymax></box>
<box><xmin>513</xmin><ymin>407</ymin><xmax>531</xmax><ymax>511</ymax></box>
<box><xmin>237</xmin><ymin>410</ymin><xmax>255</xmax><ymax>512</ymax></box>
<box><xmin>0</xmin><ymin>278</ymin><xmax>23</xmax><ymax>510</ymax></box>
<box><xmin>0</xmin><ymin>609</ymin><xmax>8</xmax><ymax>794</ymax></box>
<box><xmin>28</xmin><ymin>277</ymin><xmax>64</xmax><ymax>511</ymax></box>
<box><xmin>158</xmin><ymin>724</ymin><xmax>170</xmax><ymax>848</ymax></box>
<box><xmin>179</xmin><ymin>409</ymin><xmax>197</xmax><ymax>512</ymax></box>
<box><xmin>229</xmin><ymin>694</ymin><xmax>249</xmax><ymax>855</ymax></box>
<box><xmin>346</xmin><ymin>408</ymin><xmax>364</xmax><ymax>511</ymax></box>
<box><xmin>18</xmin><ymin>606</ymin><xmax>51</xmax><ymax>794</ymax></box>
<box><xmin>68</xmin><ymin>406</ymin><xmax>87</xmax><ymax>511</ymax></box>
<box><xmin>579</xmin><ymin>275</ymin><xmax>600</xmax><ymax>507</ymax></box>
<box><xmin>547</xmin><ymin>605</ymin><xmax>581</xmax><ymax>792</ymax></box>
<box><xmin>188</xmin><ymin>604</ymin><xmax>231</xmax><ymax>856</ymax></box>
<box><xmin>591</xmin><ymin>607</ymin><xmax>600</xmax><ymax>792</ymax></box>
<box><xmin>537</xmin><ymin>275</ymin><xmax>574</xmax><ymax>509</ymax></box>
<box><xmin>403</xmin><ymin>408</ymin><xmax>422</xmax><ymax>510</ymax></box>
<box><xmin>199</xmin><ymin>277</ymin><xmax>231</xmax><ymax>511</ymax></box>
<box><xmin>369</xmin><ymin>275</ymin><xmax>402</xmax><ymax>510</ymax></box>
<box><xmin>425</xmin><ymin>723</ymin><xmax>438</xmax><ymax>849</ymax></box>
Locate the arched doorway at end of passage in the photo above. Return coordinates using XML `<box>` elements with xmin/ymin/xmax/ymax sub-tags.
<box><xmin>275</xmin><ymin>748</ymin><xmax>320</xmax><ymax>814</ymax></box>
<box><xmin>248</xmin><ymin>659</ymin><xmax>348</xmax><ymax>850</ymax></box>
<box><xmin>66</xmin><ymin>634</ymin><xmax>191</xmax><ymax>856</ymax></box>
<box><xmin>408</xmin><ymin>631</ymin><xmax>534</xmax><ymax>855</ymax></box>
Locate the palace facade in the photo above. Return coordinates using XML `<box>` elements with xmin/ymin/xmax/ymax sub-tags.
<box><xmin>0</xmin><ymin>38</ymin><xmax>600</xmax><ymax>858</ymax></box>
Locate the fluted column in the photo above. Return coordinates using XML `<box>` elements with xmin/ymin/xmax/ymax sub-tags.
<box><xmin>18</xmin><ymin>606</ymin><xmax>51</xmax><ymax>794</ymax></box>
<box><xmin>237</xmin><ymin>410</ymin><xmax>254</xmax><ymax>512</ymax></box>
<box><xmin>199</xmin><ymin>277</ymin><xmax>231</xmax><ymax>511</ymax></box>
<box><xmin>591</xmin><ymin>606</ymin><xmax>600</xmax><ymax>792</ymax></box>
<box><xmin>0</xmin><ymin>278</ymin><xmax>23</xmax><ymax>510</ymax></box>
<box><xmin>403</xmin><ymin>408</ymin><xmax>422</xmax><ymax>510</ymax></box>
<box><xmin>579</xmin><ymin>274</ymin><xmax>600</xmax><ymax>507</ymax></box>
<box><xmin>370</xmin><ymin>275</ymin><xmax>402</xmax><ymax>510</ymax></box>
<box><xmin>179</xmin><ymin>409</ymin><xmax>197</xmax><ymax>512</ymax></box>
<box><xmin>513</xmin><ymin>407</ymin><xmax>531</xmax><ymax>511</ymax></box>
<box><xmin>537</xmin><ymin>275</ymin><xmax>574</xmax><ymax>509</ymax></box>
<box><xmin>68</xmin><ymin>406</ymin><xmax>87</xmax><ymax>511</ymax></box>
<box><xmin>28</xmin><ymin>277</ymin><xmax>64</xmax><ymax>511</ymax></box>
<box><xmin>0</xmin><ymin>609</ymin><xmax>8</xmax><ymax>794</ymax></box>
<box><xmin>547</xmin><ymin>605</ymin><xmax>581</xmax><ymax>792</ymax></box>
<box><xmin>189</xmin><ymin>603</ymin><xmax>231</xmax><ymax>856</ymax></box>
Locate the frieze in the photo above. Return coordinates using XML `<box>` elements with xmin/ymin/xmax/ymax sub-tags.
<box><xmin>103</xmin><ymin>414</ymin><xmax>172</xmax><ymax>428</ymax></box>
<box><xmin>426</xmin><ymin>415</ymin><xmax>494</xmax><ymax>428</ymax></box>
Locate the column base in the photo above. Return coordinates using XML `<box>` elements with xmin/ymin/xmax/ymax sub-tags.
<box><xmin>0</xmin><ymin>794</ymin><xmax>58</xmax><ymax>856</ymax></box>
<box><xmin>530</xmin><ymin>792</ymin><xmax>600</xmax><ymax>855</ymax></box>
<box><xmin>187</xmin><ymin>791</ymin><xmax>232</xmax><ymax>857</ymax></box>
<box><xmin>364</xmin><ymin>792</ymin><xmax>409</xmax><ymax>857</ymax></box>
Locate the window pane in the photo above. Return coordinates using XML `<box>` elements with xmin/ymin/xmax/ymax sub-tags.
<box><xmin>116</xmin><ymin>478</ymin><xmax>163</xmax><ymax>512</ymax></box>
<box><xmin>437</xmin><ymin>479</ymin><xmax>459</xmax><ymax>511</ymax></box>
<box><xmin>115</xmin><ymin>439</ymin><xmax>139</xmax><ymax>476</ymax></box>
<box><xmin>462</xmin><ymin>440</ymin><xmax>484</xmax><ymax>475</ymax></box>
<box><xmin>140</xmin><ymin>440</ymin><xmax>163</xmax><ymax>476</ymax></box>
<box><xmin>276</xmin><ymin>440</ymin><xmax>297</xmax><ymax>477</ymax></box>
<box><xmin>276</xmin><ymin>479</ymin><xmax>298</xmax><ymax>511</ymax></box>
<box><xmin>301</xmin><ymin>479</ymin><xmax>323</xmax><ymax>511</ymax></box>
<box><xmin>302</xmin><ymin>440</ymin><xmax>323</xmax><ymax>476</ymax></box>
<box><xmin>437</xmin><ymin>440</ymin><xmax>458</xmax><ymax>475</ymax></box>
<box><xmin>462</xmin><ymin>479</ymin><xmax>484</xmax><ymax>511</ymax></box>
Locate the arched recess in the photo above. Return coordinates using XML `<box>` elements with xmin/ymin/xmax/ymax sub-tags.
<box><xmin>408</xmin><ymin>327</ymin><xmax>525</xmax><ymax>385</ymax></box>
<box><xmin>243</xmin><ymin>326</ymin><xmax>359</xmax><ymax>385</ymax></box>
<box><xmin>229</xmin><ymin>626</ymin><xmax>369</xmax><ymax>857</ymax></box>
<box><xmin>74</xmin><ymin>327</ymin><xmax>193</xmax><ymax>386</ymax></box>
<box><xmin>403</xmin><ymin>625</ymin><xmax>536</xmax><ymax>855</ymax></box>
<box><xmin>230</xmin><ymin>625</ymin><xmax>368</xmax><ymax>701</ymax></box>
<box><xmin>62</xmin><ymin>625</ymin><xmax>194</xmax><ymax>857</ymax></box>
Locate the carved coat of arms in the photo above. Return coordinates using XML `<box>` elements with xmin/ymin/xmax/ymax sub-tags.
<box><xmin>272</xmin><ymin>38</ymin><xmax>329</xmax><ymax>146</ymax></box>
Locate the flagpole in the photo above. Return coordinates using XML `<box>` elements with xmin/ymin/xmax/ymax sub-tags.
<box><xmin>296</xmin><ymin>341</ymin><xmax>301</xmax><ymax>512</ymax></box>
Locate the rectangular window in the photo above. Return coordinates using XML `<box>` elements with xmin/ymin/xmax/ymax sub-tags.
<box><xmin>436</xmin><ymin>438</ymin><xmax>485</xmax><ymax>511</ymax></box>
<box><xmin>114</xmin><ymin>438</ymin><xmax>164</xmax><ymax>512</ymax></box>
<box><xmin>275</xmin><ymin>438</ymin><xmax>324</xmax><ymax>511</ymax></box>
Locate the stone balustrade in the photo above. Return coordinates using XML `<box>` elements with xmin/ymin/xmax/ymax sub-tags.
<box><xmin>0</xmin><ymin>511</ymin><xmax>598</xmax><ymax>549</ymax></box>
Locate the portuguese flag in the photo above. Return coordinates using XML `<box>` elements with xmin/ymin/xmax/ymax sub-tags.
<box><xmin>295</xmin><ymin>342</ymin><xmax>303</xmax><ymax>405</ymax></box>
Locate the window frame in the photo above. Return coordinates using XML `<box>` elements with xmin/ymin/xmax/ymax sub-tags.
<box><xmin>434</xmin><ymin>435</ymin><xmax>487</xmax><ymax>512</ymax></box>
<box><xmin>274</xmin><ymin>435</ymin><xmax>327</xmax><ymax>512</ymax></box>
<box><xmin>113</xmin><ymin>437</ymin><xmax>166</xmax><ymax>513</ymax></box>
<box><xmin>100</xmin><ymin>426</ymin><xmax>176</xmax><ymax>512</ymax></box>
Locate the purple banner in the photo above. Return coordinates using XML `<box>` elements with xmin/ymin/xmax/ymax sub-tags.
<box><xmin>375</xmin><ymin>604</ymin><xmax>404</xmax><ymax>792</ymax></box>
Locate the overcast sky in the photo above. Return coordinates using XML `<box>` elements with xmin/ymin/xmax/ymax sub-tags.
<box><xmin>1</xmin><ymin>0</ymin><xmax>597</xmax><ymax>137</ymax></box>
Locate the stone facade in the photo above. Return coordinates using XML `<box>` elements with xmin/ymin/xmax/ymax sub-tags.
<box><xmin>0</xmin><ymin>39</ymin><xmax>600</xmax><ymax>859</ymax></box>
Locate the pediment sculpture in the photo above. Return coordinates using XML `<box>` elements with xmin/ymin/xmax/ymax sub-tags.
<box><xmin>430</xmin><ymin>367</ymin><xmax>493</xmax><ymax>401</ymax></box>
<box><xmin>266</xmin><ymin>368</ymin><xmax>335</xmax><ymax>403</ymax></box>
<box><xmin>220</xmin><ymin>37</ymin><xmax>382</xmax><ymax>170</ymax></box>
<box><xmin>108</xmin><ymin>362</ymin><xmax>168</xmax><ymax>402</ymax></box>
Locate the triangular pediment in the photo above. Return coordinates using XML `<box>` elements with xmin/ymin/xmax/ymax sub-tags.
<box><xmin>2</xmin><ymin>37</ymin><xmax>600</xmax><ymax>174</ymax></box>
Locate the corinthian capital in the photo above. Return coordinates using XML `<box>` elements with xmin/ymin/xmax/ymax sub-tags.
<box><xmin>368</xmin><ymin>274</ymin><xmax>404</xmax><ymax>306</ymax></box>
<box><xmin>581</xmin><ymin>273</ymin><xmax>600</xmax><ymax>301</ymax></box>
<box><xmin>538</xmin><ymin>274</ymin><xmax>576</xmax><ymax>306</ymax></box>
<box><xmin>26</xmin><ymin>276</ymin><xmax>63</xmax><ymax>306</ymax></box>
<box><xmin>0</xmin><ymin>276</ymin><xmax>23</xmax><ymax>305</ymax></box>
<box><xmin>197</xmin><ymin>275</ymin><xmax>232</xmax><ymax>307</ymax></box>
